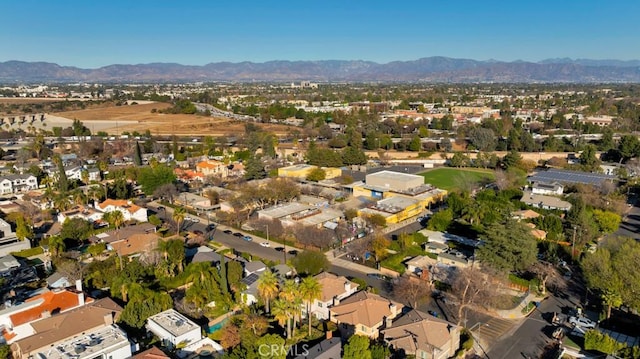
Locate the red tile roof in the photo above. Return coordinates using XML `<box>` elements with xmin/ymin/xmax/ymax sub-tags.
<box><xmin>9</xmin><ymin>290</ymin><xmax>93</xmax><ymax>327</ymax></box>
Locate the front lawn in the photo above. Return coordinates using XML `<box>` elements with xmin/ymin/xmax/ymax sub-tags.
<box><xmin>420</xmin><ymin>167</ymin><xmax>495</xmax><ymax>191</ymax></box>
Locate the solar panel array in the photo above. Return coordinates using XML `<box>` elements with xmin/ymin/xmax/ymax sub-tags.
<box><xmin>242</xmin><ymin>273</ymin><xmax>260</xmax><ymax>286</ymax></box>
<box><xmin>529</xmin><ymin>169</ymin><xmax>615</xmax><ymax>185</ymax></box>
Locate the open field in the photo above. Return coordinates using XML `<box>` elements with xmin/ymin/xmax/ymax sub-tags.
<box><xmin>56</xmin><ymin>102</ymin><xmax>295</xmax><ymax>136</ymax></box>
<box><xmin>419</xmin><ymin>167</ymin><xmax>496</xmax><ymax>191</ymax></box>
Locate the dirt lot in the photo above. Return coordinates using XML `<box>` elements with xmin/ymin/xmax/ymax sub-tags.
<box><xmin>56</xmin><ymin>102</ymin><xmax>294</xmax><ymax>136</ymax></box>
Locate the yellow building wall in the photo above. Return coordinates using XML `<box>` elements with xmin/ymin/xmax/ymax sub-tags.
<box><xmin>278</xmin><ymin>166</ymin><xmax>341</xmax><ymax>179</ymax></box>
<box><xmin>278</xmin><ymin>167</ymin><xmax>314</xmax><ymax>179</ymax></box>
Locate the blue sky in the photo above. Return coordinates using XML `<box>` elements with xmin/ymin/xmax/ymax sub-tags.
<box><xmin>1</xmin><ymin>0</ymin><xmax>638</xmax><ymax>68</ymax></box>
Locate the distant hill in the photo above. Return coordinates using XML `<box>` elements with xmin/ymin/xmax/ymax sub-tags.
<box><xmin>1</xmin><ymin>57</ymin><xmax>639</xmax><ymax>83</ymax></box>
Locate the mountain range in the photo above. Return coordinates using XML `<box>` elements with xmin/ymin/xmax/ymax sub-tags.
<box><xmin>1</xmin><ymin>57</ymin><xmax>639</xmax><ymax>83</ymax></box>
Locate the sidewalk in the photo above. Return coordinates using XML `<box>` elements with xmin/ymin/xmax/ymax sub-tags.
<box><xmin>495</xmin><ymin>291</ymin><xmax>544</xmax><ymax>319</ymax></box>
<box><xmin>326</xmin><ymin>249</ymin><xmax>383</xmax><ymax>275</ymax></box>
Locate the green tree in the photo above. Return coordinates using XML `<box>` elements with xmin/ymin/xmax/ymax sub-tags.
<box><xmin>602</xmin><ymin>289</ymin><xmax>623</xmax><ymax>320</ymax></box>
<box><xmin>60</xmin><ymin>218</ymin><xmax>93</xmax><ymax>244</ymax></box>
<box><xmin>254</xmin><ymin>334</ymin><xmax>287</xmax><ymax>359</ymax></box>
<box><xmin>408</xmin><ymin>135</ymin><xmax>422</xmax><ymax>151</ymax></box>
<box><xmin>306</xmin><ymin>167</ymin><xmax>327</xmax><ymax>182</ymax></box>
<box><xmin>138</xmin><ymin>164</ymin><xmax>176</xmax><ymax>195</ymax></box>
<box><xmin>369</xmin><ymin>234</ymin><xmax>391</xmax><ymax>262</ymax></box>
<box><xmin>257</xmin><ymin>270</ymin><xmax>279</xmax><ymax>313</ymax></box>
<box><xmin>342</xmin><ymin>146</ymin><xmax>367</xmax><ymax>166</ymax></box>
<box><xmin>593</xmin><ymin>209</ymin><xmax>621</xmax><ymax>233</ymax></box>
<box><xmin>449</xmin><ymin>151</ymin><xmax>469</xmax><ymax>167</ymax></box>
<box><xmin>580</xmin><ymin>144</ymin><xmax>600</xmax><ymax>170</ymax></box>
<box><xmin>133</xmin><ymin>141</ymin><xmax>143</xmax><ymax>166</ymax></box>
<box><xmin>292</xmin><ymin>250</ymin><xmax>330</xmax><ymax>276</ymax></box>
<box><xmin>87</xmin><ymin>242</ymin><xmax>107</xmax><ymax>257</ymax></box>
<box><xmin>173</xmin><ymin>207</ymin><xmax>186</xmax><ymax>236</ymax></box>
<box><xmin>468</xmin><ymin>127</ymin><xmax>496</xmax><ymax>151</ymax></box>
<box><xmin>477</xmin><ymin>220</ymin><xmax>538</xmax><ymax>272</ymax></box>
<box><xmin>502</xmin><ymin>150</ymin><xmax>522</xmax><ymax>169</ymax></box>
<box><xmin>299</xmin><ymin>276</ymin><xmax>322</xmax><ymax>337</ymax></box>
<box><xmin>343</xmin><ymin>335</ymin><xmax>372</xmax><ymax>359</ymax></box>
<box><xmin>15</xmin><ymin>214</ymin><xmax>33</xmax><ymax>241</ymax></box>
<box><xmin>244</xmin><ymin>155</ymin><xmax>267</xmax><ymax>180</ymax></box>
<box><xmin>618</xmin><ymin>134</ymin><xmax>640</xmax><ymax>161</ymax></box>
<box><xmin>119</xmin><ymin>290</ymin><xmax>172</xmax><ymax>329</ymax></box>
<box><xmin>584</xmin><ymin>330</ymin><xmax>623</xmax><ymax>355</ymax></box>
<box><xmin>53</xmin><ymin>154</ymin><xmax>68</xmax><ymax>193</ymax></box>
<box><xmin>427</xmin><ymin>208</ymin><xmax>453</xmax><ymax>232</ymax></box>
<box><xmin>0</xmin><ymin>343</ymin><xmax>10</xmax><ymax>359</ymax></box>
<box><xmin>48</xmin><ymin>235</ymin><xmax>66</xmax><ymax>257</ymax></box>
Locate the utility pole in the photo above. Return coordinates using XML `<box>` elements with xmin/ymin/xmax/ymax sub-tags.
<box><xmin>572</xmin><ymin>225</ymin><xmax>577</xmax><ymax>259</ymax></box>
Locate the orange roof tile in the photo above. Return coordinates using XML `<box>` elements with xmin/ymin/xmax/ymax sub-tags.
<box><xmin>9</xmin><ymin>290</ymin><xmax>93</xmax><ymax>327</ymax></box>
<box><xmin>97</xmin><ymin>199</ymin><xmax>142</xmax><ymax>214</ymax></box>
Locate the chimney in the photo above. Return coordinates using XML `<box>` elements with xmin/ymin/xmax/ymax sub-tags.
<box><xmin>75</xmin><ymin>279</ymin><xmax>85</xmax><ymax>306</ymax></box>
<box><xmin>385</xmin><ymin>316</ymin><xmax>393</xmax><ymax>328</ymax></box>
<box><xmin>333</xmin><ymin>296</ymin><xmax>340</xmax><ymax>306</ymax></box>
<box><xmin>41</xmin><ymin>310</ymin><xmax>51</xmax><ymax>319</ymax></box>
<box><xmin>104</xmin><ymin>313</ymin><xmax>114</xmax><ymax>325</ymax></box>
<box><xmin>326</xmin><ymin>331</ymin><xmax>333</xmax><ymax>340</ymax></box>
<box><xmin>344</xmin><ymin>281</ymin><xmax>350</xmax><ymax>292</ymax></box>
<box><xmin>389</xmin><ymin>303</ymin><xmax>397</xmax><ymax>317</ymax></box>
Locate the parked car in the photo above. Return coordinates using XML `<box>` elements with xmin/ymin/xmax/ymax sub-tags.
<box><xmin>242</xmin><ymin>235</ymin><xmax>253</xmax><ymax>241</ymax></box>
<box><xmin>367</xmin><ymin>273</ymin><xmax>390</xmax><ymax>281</ymax></box>
<box><xmin>260</xmin><ymin>241</ymin><xmax>270</xmax><ymax>247</ymax></box>
<box><xmin>275</xmin><ymin>247</ymin><xmax>285</xmax><ymax>252</ymax></box>
<box><xmin>223</xmin><ymin>230</ymin><xmax>233</xmax><ymax>235</ymax></box>
<box><xmin>569</xmin><ymin>316</ymin><xmax>596</xmax><ymax>329</ymax></box>
<box><xmin>233</xmin><ymin>232</ymin><xmax>244</xmax><ymax>237</ymax></box>
<box><xmin>287</xmin><ymin>249</ymin><xmax>298</xmax><ymax>256</ymax></box>
<box><xmin>206</xmin><ymin>224</ymin><xmax>216</xmax><ymax>231</ymax></box>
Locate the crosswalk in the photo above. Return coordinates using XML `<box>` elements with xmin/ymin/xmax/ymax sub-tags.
<box><xmin>472</xmin><ymin>317</ymin><xmax>518</xmax><ymax>347</ymax></box>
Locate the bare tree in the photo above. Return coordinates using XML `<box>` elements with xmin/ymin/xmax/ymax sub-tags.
<box><xmin>393</xmin><ymin>275</ymin><xmax>431</xmax><ymax>308</ymax></box>
<box><xmin>153</xmin><ymin>183</ymin><xmax>178</xmax><ymax>203</ymax></box>
<box><xmin>450</xmin><ymin>268</ymin><xmax>498</xmax><ymax>326</ymax></box>
<box><xmin>529</xmin><ymin>261</ymin><xmax>557</xmax><ymax>295</ymax></box>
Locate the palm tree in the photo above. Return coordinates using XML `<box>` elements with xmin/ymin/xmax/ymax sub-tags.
<box><xmin>53</xmin><ymin>195</ymin><xmax>72</xmax><ymax>212</ymax></box>
<box><xmin>271</xmin><ymin>299</ymin><xmax>293</xmax><ymax>339</ymax></box>
<box><xmin>300</xmin><ymin>277</ymin><xmax>323</xmax><ymax>337</ymax></box>
<box><xmin>173</xmin><ymin>207</ymin><xmax>186</xmax><ymax>236</ymax></box>
<box><xmin>48</xmin><ymin>235</ymin><xmax>65</xmax><ymax>257</ymax></box>
<box><xmin>72</xmin><ymin>189</ymin><xmax>87</xmax><ymax>206</ymax></box>
<box><xmin>257</xmin><ymin>270</ymin><xmax>279</xmax><ymax>313</ymax></box>
<box><xmin>279</xmin><ymin>279</ymin><xmax>302</xmax><ymax>337</ymax></box>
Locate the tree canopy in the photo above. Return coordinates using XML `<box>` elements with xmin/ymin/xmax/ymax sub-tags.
<box><xmin>477</xmin><ymin>220</ymin><xmax>538</xmax><ymax>272</ymax></box>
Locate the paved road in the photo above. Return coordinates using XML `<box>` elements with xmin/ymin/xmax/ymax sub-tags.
<box><xmin>613</xmin><ymin>194</ymin><xmax>640</xmax><ymax>240</ymax></box>
<box><xmin>486</xmin><ymin>291</ymin><xmax>580</xmax><ymax>359</ymax></box>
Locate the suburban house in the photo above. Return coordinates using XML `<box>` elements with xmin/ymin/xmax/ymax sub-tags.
<box><xmin>381</xmin><ymin>309</ymin><xmax>461</xmax><ymax>359</ymax></box>
<box><xmin>329</xmin><ymin>291</ymin><xmax>404</xmax><ymax>339</ymax></box>
<box><xmin>309</xmin><ymin>272</ymin><xmax>359</xmax><ymax>320</ymax></box>
<box><xmin>196</xmin><ymin>160</ymin><xmax>228</xmax><ymax>177</ymax></box>
<box><xmin>406</xmin><ymin>255</ymin><xmax>438</xmax><ymax>276</ymax></box>
<box><xmin>437</xmin><ymin>252</ymin><xmax>471</xmax><ymax>268</ymax></box>
<box><xmin>175</xmin><ymin>192</ymin><xmax>215</xmax><ymax>211</ymax></box>
<box><xmin>146</xmin><ymin>309</ymin><xmax>202</xmax><ymax>350</ymax></box>
<box><xmin>45</xmin><ymin>272</ymin><xmax>71</xmax><ymax>289</ymax></box>
<box><xmin>88</xmin><ymin>223</ymin><xmax>158</xmax><ymax>258</ymax></box>
<box><xmin>133</xmin><ymin>346</ymin><xmax>170</xmax><ymax>359</ymax></box>
<box><xmin>0</xmin><ymin>218</ymin><xmax>30</xmax><ymax>256</ymax></box>
<box><xmin>520</xmin><ymin>191</ymin><xmax>572</xmax><ymax>211</ymax></box>
<box><xmin>0</xmin><ymin>174</ymin><xmax>38</xmax><ymax>195</ymax></box>
<box><xmin>0</xmin><ymin>254</ymin><xmax>20</xmax><ymax>276</ymax></box>
<box><xmin>95</xmin><ymin>199</ymin><xmax>148</xmax><ymax>222</ymax></box>
<box><xmin>1</xmin><ymin>281</ymin><xmax>91</xmax><ymax>343</ymax></box>
<box><xmin>530</xmin><ymin>182</ymin><xmax>564</xmax><ymax>195</ymax></box>
<box><xmin>294</xmin><ymin>333</ymin><xmax>342</xmax><ymax>359</ymax></box>
<box><xmin>57</xmin><ymin>205</ymin><xmax>103</xmax><ymax>224</ymax></box>
<box><xmin>512</xmin><ymin>209</ymin><xmax>541</xmax><ymax>221</ymax></box>
<box><xmin>9</xmin><ymin>297</ymin><xmax>124</xmax><ymax>359</ymax></box>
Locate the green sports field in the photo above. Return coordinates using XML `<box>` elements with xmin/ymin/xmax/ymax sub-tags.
<box><xmin>419</xmin><ymin>167</ymin><xmax>496</xmax><ymax>191</ymax></box>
